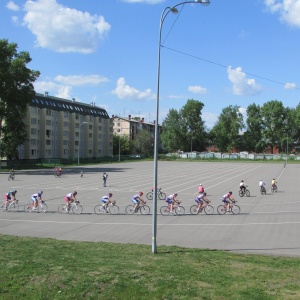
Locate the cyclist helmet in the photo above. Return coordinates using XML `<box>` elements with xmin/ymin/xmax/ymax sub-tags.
<box><xmin>39</xmin><ymin>191</ymin><xmax>43</xmax><ymax>194</ymax></box>
<box><xmin>241</xmin><ymin>180</ymin><xmax>244</xmax><ymax>182</ymax></box>
<box><xmin>73</xmin><ymin>191</ymin><xmax>77</xmax><ymax>196</ymax></box>
<box><xmin>229</xmin><ymin>191</ymin><xmax>232</xmax><ymax>195</ymax></box>
<box><xmin>13</xmin><ymin>190</ymin><xmax>17</xmax><ymax>193</ymax></box>
<box><xmin>199</xmin><ymin>184</ymin><xmax>202</xmax><ymax>186</ymax></box>
<box><xmin>174</xmin><ymin>193</ymin><xmax>178</xmax><ymax>196</ymax></box>
<box><xmin>109</xmin><ymin>193</ymin><xmax>113</xmax><ymax>197</ymax></box>
<box><xmin>139</xmin><ymin>191</ymin><xmax>143</xmax><ymax>196</ymax></box>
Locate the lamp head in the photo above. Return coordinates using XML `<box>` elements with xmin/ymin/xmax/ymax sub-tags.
<box><xmin>196</xmin><ymin>0</ymin><xmax>210</xmax><ymax>5</ymax></box>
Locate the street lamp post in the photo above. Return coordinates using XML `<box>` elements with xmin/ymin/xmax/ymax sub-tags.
<box><xmin>78</xmin><ymin>122</ymin><xmax>88</xmax><ymax>165</ymax></box>
<box><xmin>152</xmin><ymin>0</ymin><xmax>210</xmax><ymax>254</ymax></box>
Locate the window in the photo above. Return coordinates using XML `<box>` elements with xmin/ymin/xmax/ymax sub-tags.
<box><xmin>46</xmin><ymin>120</ymin><xmax>51</xmax><ymax>125</ymax></box>
<box><xmin>30</xmin><ymin>139</ymin><xmax>36</xmax><ymax>145</ymax></box>
<box><xmin>46</xmin><ymin>130</ymin><xmax>51</xmax><ymax>138</ymax></box>
<box><xmin>31</xmin><ymin>107</ymin><xmax>37</xmax><ymax>114</ymax></box>
<box><xmin>98</xmin><ymin>126</ymin><xmax>102</xmax><ymax>130</ymax></box>
<box><xmin>63</xmin><ymin>140</ymin><xmax>68</xmax><ymax>146</ymax></box>
<box><xmin>46</xmin><ymin>140</ymin><xmax>51</xmax><ymax>145</ymax></box>
<box><xmin>89</xmin><ymin>133</ymin><xmax>93</xmax><ymax>138</ymax></box>
<box><xmin>88</xmin><ymin>150</ymin><xmax>93</xmax><ymax>154</ymax></box>
<box><xmin>31</xmin><ymin>128</ymin><xmax>37</xmax><ymax>135</ymax></box>
<box><xmin>75</xmin><ymin>141</ymin><xmax>79</xmax><ymax>146</ymax></box>
<box><xmin>89</xmin><ymin>125</ymin><xmax>93</xmax><ymax>130</ymax></box>
<box><xmin>46</xmin><ymin>109</ymin><xmax>51</xmax><ymax>116</ymax></box>
<box><xmin>64</xmin><ymin>112</ymin><xmax>69</xmax><ymax>118</ymax></box>
<box><xmin>63</xmin><ymin>122</ymin><xmax>69</xmax><ymax>127</ymax></box>
<box><xmin>31</xmin><ymin>149</ymin><xmax>36</xmax><ymax>156</ymax></box>
<box><xmin>63</xmin><ymin>131</ymin><xmax>68</xmax><ymax>137</ymax></box>
<box><xmin>31</xmin><ymin>118</ymin><xmax>37</xmax><ymax>124</ymax></box>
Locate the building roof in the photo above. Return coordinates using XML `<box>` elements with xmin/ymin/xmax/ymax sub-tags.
<box><xmin>30</xmin><ymin>93</ymin><xmax>110</xmax><ymax>119</ymax></box>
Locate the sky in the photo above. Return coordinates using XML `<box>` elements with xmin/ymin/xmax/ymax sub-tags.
<box><xmin>1</xmin><ymin>0</ymin><xmax>300</xmax><ymax>129</ymax></box>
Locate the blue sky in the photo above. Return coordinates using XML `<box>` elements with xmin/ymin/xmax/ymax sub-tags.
<box><xmin>1</xmin><ymin>0</ymin><xmax>300</xmax><ymax>128</ymax></box>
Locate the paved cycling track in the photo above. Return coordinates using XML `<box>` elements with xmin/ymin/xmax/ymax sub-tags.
<box><xmin>1</xmin><ymin>161</ymin><xmax>300</xmax><ymax>257</ymax></box>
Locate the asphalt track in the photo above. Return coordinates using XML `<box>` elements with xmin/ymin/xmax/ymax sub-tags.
<box><xmin>1</xmin><ymin>161</ymin><xmax>299</xmax><ymax>257</ymax></box>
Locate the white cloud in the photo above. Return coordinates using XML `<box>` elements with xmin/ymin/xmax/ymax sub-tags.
<box><xmin>6</xmin><ymin>1</ymin><xmax>20</xmax><ymax>11</ymax></box>
<box><xmin>284</xmin><ymin>82</ymin><xmax>297</xmax><ymax>89</ymax></box>
<box><xmin>112</xmin><ymin>77</ymin><xmax>152</xmax><ymax>100</ymax></box>
<box><xmin>264</xmin><ymin>0</ymin><xmax>300</xmax><ymax>27</ymax></box>
<box><xmin>227</xmin><ymin>66</ymin><xmax>262</xmax><ymax>96</ymax></box>
<box><xmin>188</xmin><ymin>85</ymin><xmax>207</xmax><ymax>94</ymax></box>
<box><xmin>34</xmin><ymin>81</ymin><xmax>72</xmax><ymax>99</ymax></box>
<box><xmin>54</xmin><ymin>75</ymin><xmax>108</xmax><ymax>86</ymax></box>
<box><xmin>23</xmin><ymin>0</ymin><xmax>111</xmax><ymax>53</ymax></box>
<box><xmin>11</xmin><ymin>16</ymin><xmax>19</xmax><ymax>24</ymax></box>
<box><xmin>202</xmin><ymin>112</ymin><xmax>219</xmax><ymax>129</ymax></box>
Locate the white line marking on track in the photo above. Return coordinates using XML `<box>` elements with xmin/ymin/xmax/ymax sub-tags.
<box><xmin>0</xmin><ymin>218</ymin><xmax>300</xmax><ymax>226</ymax></box>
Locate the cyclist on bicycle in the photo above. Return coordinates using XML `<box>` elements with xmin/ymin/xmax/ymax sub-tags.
<box><xmin>64</xmin><ymin>191</ymin><xmax>77</xmax><ymax>210</ymax></box>
<box><xmin>10</xmin><ymin>169</ymin><xmax>15</xmax><ymax>176</ymax></box>
<box><xmin>198</xmin><ymin>184</ymin><xmax>204</xmax><ymax>194</ymax></box>
<box><xmin>166</xmin><ymin>193</ymin><xmax>180</xmax><ymax>213</ymax></box>
<box><xmin>31</xmin><ymin>191</ymin><xmax>43</xmax><ymax>210</ymax></box>
<box><xmin>239</xmin><ymin>180</ymin><xmax>246</xmax><ymax>193</ymax></box>
<box><xmin>222</xmin><ymin>191</ymin><xmax>234</xmax><ymax>212</ymax></box>
<box><xmin>259</xmin><ymin>179</ymin><xmax>266</xmax><ymax>191</ymax></box>
<box><xmin>3</xmin><ymin>190</ymin><xmax>17</xmax><ymax>208</ymax></box>
<box><xmin>195</xmin><ymin>192</ymin><xmax>208</xmax><ymax>212</ymax></box>
<box><xmin>271</xmin><ymin>178</ymin><xmax>277</xmax><ymax>189</ymax></box>
<box><xmin>101</xmin><ymin>193</ymin><xmax>113</xmax><ymax>211</ymax></box>
<box><xmin>132</xmin><ymin>192</ymin><xmax>144</xmax><ymax>210</ymax></box>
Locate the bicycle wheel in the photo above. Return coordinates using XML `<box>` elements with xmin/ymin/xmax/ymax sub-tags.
<box><xmin>24</xmin><ymin>203</ymin><xmax>33</xmax><ymax>212</ymax></box>
<box><xmin>38</xmin><ymin>203</ymin><xmax>48</xmax><ymax>213</ymax></box>
<box><xmin>204</xmin><ymin>205</ymin><xmax>214</xmax><ymax>215</ymax></box>
<box><xmin>217</xmin><ymin>205</ymin><xmax>226</xmax><ymax>215</ymax></box>
<box><xmin>8</xmin><ymin>175</ymin><xmax>11</xmax><ymax>181</ymax></box>
<box><xmin>72</xmin><ymin>204</ymin><xmax>83</xmax><ymax>214</ymax></box>
<box><xmin>125</xmin><ymin>205</ymin><xmax>135</xmax><ymax>215</ymax></box>
<box><xmin>175</xmin><ymin>206</ymin><xmax>185</xmax><ymax>216</ymax></box>
<box><xmin>109</xmin><ymin>205</ymin><xmax>119</xmax><ymax>215</ymax></box>
<box><xmin>140</xmin><ymin>205</ymin><xmax>150</xmax><ymax>215</ymax></box>
<box><xmin>261</xmin><ymin>188</ymin><xmax>266</xmax><ymax>195</ymax></box>
<box><xmin>94</xmin><ymin>204</ymin><xmax>105</xmax><ymax>214</ymax></box>
<box><xmin>190</xmin><ymin>205</ymin><xmax>200</xmax><ymax>215</ymax></box>
<box><xmin>8</xmin><ymin>202</ymin><xmax>19</xmax><ymax>212</ymax></box>
<box><xmin>245</xmin><ymin>190</ymin><xmax>250</xmax><ymax>197</ymax></box>
<box><xmin>58</xmin><ymin>204</ymin><xmax>69</xmax><ymax>214</ymax></box>
<box><xmin>231</xmin><ymin>205</ymin><xmax>241</xmax><ymax>215</ymax></box>
<box><xmin>146</xmin><ymin>192</ymin><xmax>153</xmax><ymax>200</ymax></box>
<box><xmin>158</xmin><ymin>192</ymin><xmax>166</xmax><ymax>200</ymax></box>
<box><xmin>160</xmin><ymin>206</ymin><xmax>170</xmax><ymax>216</ymax></box>
<box><xmin>238</xmin><ymin>190</ymin><xmax>244</xmax><ymax>197</ymax></box>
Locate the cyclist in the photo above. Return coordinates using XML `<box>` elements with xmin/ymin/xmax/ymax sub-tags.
<box><xmin>64</xmin><ymin>191</ymin><xmax>78</xmax><ymax>211</ymax></box>
<box><xmin>222</xmin><ymin>191</ymin><xmax>234</xmax><ymax>212</ymax></box>
<box><xmin>239</xmin><ymin>180</ymin><xmax>246</xmax><ymax>193</ymax></box>
<box><xmin>198</xmin><ymin>184</ymin><xmax>204</xmax><ymax>194</ymax></box>
<box><xmin>3</xmin><ymin>190</ymin><xmax>17</xmax><ymax>209</ymax></box>
<box><xmin>259</xmin><ymin>179</ymin><xmax>266</xmax><ymax>191</ymax></box>
<box><xmin>195</xmin><ymin>192</ymin><xmax>208</xmax><ymax>212</ymax></box>
<box><xmin>165</xmin><ymin>193</ymin><xmax>180</xmax><ymax>213</ymax></box>
<box><xmin>271</xmin><ymin>178</ymin><xmax>277</xmax><ymax>190</ymax></box>
<box><xmin>10</xmin><ymin>169</ymin><xmax>15</xmax><ymax>177</ymax></box>
<box><xmin>132</xmin><ymin>192</ymin><xmax>144</xmax><ymax>210</ymax></box>
<box><xmin>31</xmin><ymin>191</ymin><xmax>43</xmax><ymax>210</ymax></box>
<box><xmin>101</xmin><ymin>193</ymin><xmax>113</xmax><ymax>211</ymax></box>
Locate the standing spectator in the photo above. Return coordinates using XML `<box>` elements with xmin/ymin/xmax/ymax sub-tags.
<box><xmin>103</xmin><ymin>172</ymin><xmax>108</xmax><ymax>187</ymax></box>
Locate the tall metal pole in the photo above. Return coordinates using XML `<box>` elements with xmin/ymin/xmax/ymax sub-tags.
<box><xmin>152</xmin><ymin>0</ymin><xmax>210</xmax><ymax>254</ymax></box>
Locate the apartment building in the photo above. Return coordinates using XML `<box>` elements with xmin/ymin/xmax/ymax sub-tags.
<box><xmin>18</xmin><ymin>92</ymin><xmax>113</xmax><ymax>160</ymax></box>
<box><xmin>112</xmin><ymin>115</ymin><xmax>161</xmax><ymax>140</ymax></box>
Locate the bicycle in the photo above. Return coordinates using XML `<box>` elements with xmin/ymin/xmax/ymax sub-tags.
<box><xmin>239</xmin><ymin>186</ymin><xmax>250</xmax><ymax>197</ymax></box>
<box><xmin>0</xmin><ymin>199</ymin><xmax>19</xmax><ymax>212</ymax></box>
<box><xmin>125</xmin><ymin>201</ymin><xmax>150</xmax><ymax>215</ymax></box>
<box><xmin>160</xmin><ymin>201</ymin><xmax>185</xmax><ymax>216</ymax></box>
<box><xmin>217</xmin><ymin>200</ymin><xmax>240</xmax><ymax>215</ymax></box>
<box><xmin>190</xmin><ymin>200</ymin><xmax>214</xmax><ymax>215</ymax></box>
<box><xmin>94</xmin><ymin>201</ymin><xmax>119</xmax><ymax>215</ymax></box>
<box><xmin>58</xmin><ymin>200</ymin><xmax>83</xmax><ymax>214</ymax></box>
<box><xmin>54</xmin><ymin>170</ymin><xmax>61</xmax><ymax>178</ymax></box>
<box><xmin>8</xmin><ymin>174</ymin><xmax>15</xmax><ymax>181</ymax></box>
<box><xmin>260</xmin><ymin>186</ymin><xmax>267</xmax><ymax>195</ymax></box>
<box><xmin>271</xmin><ymin>184</ymin><xmax>278</xmax><ymax>193</ymax></box>
<box><xmin>146</xmin><ymin>188</ymin><xmax>166</xmax><ymax>201</ymax></box>
<box><xmin>25</xmin><ymin>200</ymin><xmax>48</xmax><ymax>213</ymax></box>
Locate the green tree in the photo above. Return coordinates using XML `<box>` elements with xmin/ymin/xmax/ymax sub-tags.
<box><xmin>243</xmin><ymin>103</ymin><xmax>265</xmax><ymax>153</ymax></box>
<box><xmin>133</xmin><ymin>129</ymin><xmax>154</xmax><ymax>157</ymax></box>
<box><xmin>261</xmin><ymin>100</ymin><xmax>287</xmax><ymax>153</ymax></box>
<box><xmin>209</xmin><ymin>105</ymin><xmax>244</xmax><ymax>152</ymax></box>
<box><xmin>181</xmin><ymin>99</ymin><xmax>207</xmax><ymax>152</ymax></box>
<box><xmin>113</xmin><ymin>134</ymin><xmax>132</xmax><ymax>157</ymax></box>
<box><xmin>0</xmin><ymin>39</ymin><xmax>40</xmax><ymax>159</ymax></box>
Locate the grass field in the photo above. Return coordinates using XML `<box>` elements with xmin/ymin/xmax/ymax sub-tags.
<box><xmin>1</xmin><ymin>235</ymin><xmax>299</xmax><ymax>300</ymax></box>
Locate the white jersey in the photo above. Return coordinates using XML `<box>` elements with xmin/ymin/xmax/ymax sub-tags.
<box><xmin>259</xmin><ymin>180</ymin><xmax>265</xmax><ymax>187</ymax></box>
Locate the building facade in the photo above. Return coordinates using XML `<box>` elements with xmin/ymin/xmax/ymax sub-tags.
<box><xmin>112</xmin><ymin>115</ymin><xmax>160</xmax><ymax>140</ymax></box>
<box><xmin>18</xmin><ymin>93</ymin><xmax>113</xmax><ymax>160</ymax></box>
